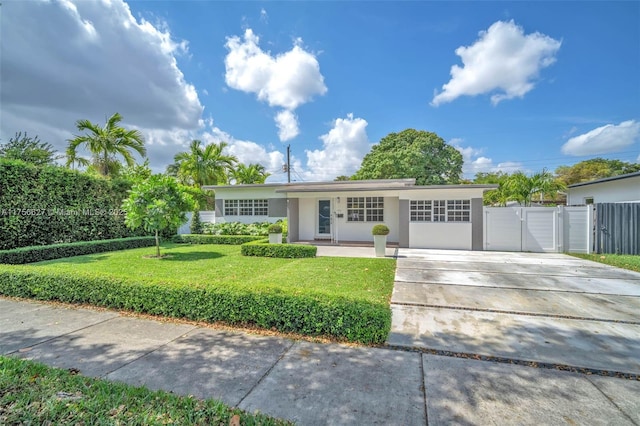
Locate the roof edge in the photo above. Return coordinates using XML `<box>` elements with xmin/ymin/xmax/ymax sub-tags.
<box><xmin>568</xmin><ymin>171</ymin><xmax>640</xmax><ymax>188</ymax></box>
<box><xmin>204</xmin><ymin>178</ymin><xmax>416</xmax><ymax>191</ymax></box>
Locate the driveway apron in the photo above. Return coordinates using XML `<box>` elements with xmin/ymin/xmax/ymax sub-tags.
<box><xmin>387</xmin><ymin>249</ymin><xmax>640</xmax><ymax>375</ymax></box>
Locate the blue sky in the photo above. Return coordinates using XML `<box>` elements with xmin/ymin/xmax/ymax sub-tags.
<box><xmin>2</xmin><ymin>1</ymin><xmax>639</xmax><ymax>182</ymax></box>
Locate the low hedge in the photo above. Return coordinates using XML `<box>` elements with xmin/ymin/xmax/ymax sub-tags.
<box><xmin>172</xmin><ymin>234</ymin><xmax>265</xmax><ymax>245</ymax></box>
<box><xmin>0</xmin><ymin>237</ymin><xmax>157</xmax><ymax>264</ymax></box>
<box><xmin>0</xmin><ymin>268</ymin><xmax>390</xmax><ymax>344</ymax></box>
<box><xmin>241</xmin><ymin>239</ymin><xmax>317</xmax><ymax>258</ymax></box>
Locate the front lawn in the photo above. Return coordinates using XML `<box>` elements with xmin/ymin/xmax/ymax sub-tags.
<box><xmin>0</xmin><ymin>244</ymin><xmax>396</xmax><ymax>343</ymax></box>
<box><xmin>0</xmin><ymin>355</ymin><xmax>289</xmax><ymax>425</ymax></box>
<box><xmin>569</xmin><ymin>253</ymin><xmax>640</xmax><ymax>273</ymax></box>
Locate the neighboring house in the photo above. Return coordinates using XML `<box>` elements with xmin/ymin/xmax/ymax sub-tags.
<box><xmin>205</xmin><ymin>179</ymin><xmax>496</xmax><ymax>250</ymax></box>
<box><xmin>566</xmin><ymin>171</ymin><xmax>640</xmax><ymax>205</ymax></box>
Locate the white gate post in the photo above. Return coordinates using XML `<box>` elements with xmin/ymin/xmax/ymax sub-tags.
<box><xmin>557</xmin><ymin>205</ymin><xmax>564</xmax><ymax>253</ymax></box>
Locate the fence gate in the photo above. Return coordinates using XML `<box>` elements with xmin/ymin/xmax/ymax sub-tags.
<box><xmin>521</xmin><ymin>208</ymin><xmax>561</xmax><ymax>252</ymax></box>
<box><xmin>483</xmin><ymin>207</ymin><xmax>523</xmax><ymax>251</ymax></box>
<box><xmin>484</xmin><ymin>206</ymin><xmax>592</xmax><ymax>253</ymax></box>
<box><xmin>595</xmin><ymin>203</ymin><xmax>640</xmax><ymax>255</ymax></box>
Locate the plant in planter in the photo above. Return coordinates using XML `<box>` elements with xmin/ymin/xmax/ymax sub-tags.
<box><xmin>268</xmin><ymin>223</ymin><xmax>283</xmax><ymax>244</ymax></box>
<box><xmin>372</xmin><ymin>224</ymin><xmax>390</xmax><ymax>257</ymax></box>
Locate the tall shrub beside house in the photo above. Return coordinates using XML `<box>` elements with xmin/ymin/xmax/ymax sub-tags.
<box><xmin>0</xmin><ymin>159</ymin><xmax>144</xmax><ymax>250</ymax></box>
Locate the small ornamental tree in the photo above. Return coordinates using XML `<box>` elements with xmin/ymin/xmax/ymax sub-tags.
<box><xmin>190</xmin><ymin>209</ymin><xmax>203</xmax><ymax>234</ymax></box>
<box><xmin>122</xmin><ymin>175</ymin><xmax>195</xmax><ymax>257</ymax></box>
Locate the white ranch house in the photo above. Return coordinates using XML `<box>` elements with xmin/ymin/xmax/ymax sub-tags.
<box><xmin>566</xmin><ymin>171</ymin><xmax>640</xmax><ymax>205</ymax></box>
<box><xmin>205</xmin><ymin>179</ymin><xmax>496</xmax><ymax>250</ymax></box>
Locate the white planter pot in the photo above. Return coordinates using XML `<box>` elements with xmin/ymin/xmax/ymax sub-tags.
<box><xmin>374</xmin><ymin>235</ymin><xmax>387</xmax><ymax>257</ymax></box>
<box><xmin>269</xmin><ymin>233</ymin><xmax>282</xmax><ymax>244</ymax></box>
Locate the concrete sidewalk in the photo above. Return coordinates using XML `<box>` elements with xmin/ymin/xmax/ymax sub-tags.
<box><xmin>2</xmin><ymin>297</ymin><xmax>639</xmax><ymax>425</ymax></box>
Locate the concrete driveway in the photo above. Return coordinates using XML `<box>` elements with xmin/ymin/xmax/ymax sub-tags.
<box><xmin>388</xmin><ymin>249</ymin><xmax>640</xmax><ymax>375</ymax></box>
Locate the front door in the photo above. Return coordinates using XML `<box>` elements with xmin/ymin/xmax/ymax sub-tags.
<box><xmin>317</xmin><ymin>199</ymin><xmax>331</xmax><ymax>238</ymax></box>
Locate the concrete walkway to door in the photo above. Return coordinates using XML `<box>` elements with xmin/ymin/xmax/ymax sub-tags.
<box><xmin>388</xmin><ymin>249</ymin><xmax>640</xmax><ymax>375</ymax></box>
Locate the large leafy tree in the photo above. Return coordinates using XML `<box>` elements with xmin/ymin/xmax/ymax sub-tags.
<box><xmin>230</xmin><ymin>163</ymin><xmax>270</xmax><ymax>184</ymax></box>
<box><xmin>168</xmin><ymin>140</ymin><xmax>238</xmax><ymax>187</ymax></box>
<box><xmin>0</xmin><ymin>132</ymin><xmax>59</xmax><ymax>166</ymax></box>
<box><xmin>122</xmin><ymin>175</ymin><xmax>195</xmax><ymax>258</ymax></box>
<box><xmin>473</xmin><ymin>171</ymin><xmax>510</xmax><ymax>184</ymax></box>
<box><xmin>352</xmin><ymin>129</ymin><xmax>463</xmax><ymax>185</ymax></box>
<box><xmin>66</xmin><ymin>112</ymin><xmax>146</xmax><ymax>177</ymax></box>
<box><xmin>555</xmin><ymin>158</ymin><xmax>640</xmax><ymax>185</ymax></box>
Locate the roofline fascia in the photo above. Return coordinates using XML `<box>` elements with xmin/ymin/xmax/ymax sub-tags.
<box><xmin>568</xmin><ymin>171</ymin><xmax>640</xmax><ymax>188</ymax></box>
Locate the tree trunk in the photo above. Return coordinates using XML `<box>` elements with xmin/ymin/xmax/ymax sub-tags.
<box><xmin>155</xmin><ymin>229</ymin><xmax>160</xmax><ymax>258</ymax></box>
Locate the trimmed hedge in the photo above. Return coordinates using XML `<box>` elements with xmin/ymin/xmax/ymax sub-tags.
<box><xmin>0</xmin><ymin>237</ymin><xmax>157</xmax><ymax>264</ymax></box>
<box><xmin>0</xmin><ymin>268</ymin><xmax>390</xmax><ymax>344</ymax></box>
<box><xmin>241</xmin><ymin>239</ymin><xmax>317</xmax><ymax>258</ymax></box>
<box><xmin>172</xmin><ymin>234</ymin><xmax>265</xmax><ymax>245</ymax></box>
<box><xmin>0</xmin><ymin>159</ymin><xmax>150</xmax><ymax>250</ymax></box>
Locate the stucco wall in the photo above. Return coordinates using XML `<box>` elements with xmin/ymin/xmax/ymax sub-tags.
<box><xmin>568</xmin><ymin>176</ymin><xmax>640</xmax><ymax>205</ymax></box>
<box><xmin>213</xmin><ymin>186</ymin><xmax>286</xmax><ymax>224</ymax></box>
<box><xmin>297</xmin><ymin>196</ymin><xmax>399</xmax><ymax>242</ymax></box>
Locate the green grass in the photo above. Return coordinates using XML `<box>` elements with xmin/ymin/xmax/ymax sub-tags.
<box><xmin>0</xmin><ymin>244</ymin><xmax>396</xmax><ymax>343</ymax></box>
<box><xmin>0</xmin><ymin>355</ymin><xmax>289</xmax><ymax>425</ymax></box>
<box><xmin>29</xmin><ymin>243</ymin><xmax>395</xmax><ymax>305</ymax></box>
<box><xmin>569</xmin><ymin>253</ymin><xmax>640</xmax><ymax>273</ymax></box>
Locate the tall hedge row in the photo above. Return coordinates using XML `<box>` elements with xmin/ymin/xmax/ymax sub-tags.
<box><xmin>0</xmin><ymin>159</ymin><xmax>145</xmax><ymax>250</ymax></box>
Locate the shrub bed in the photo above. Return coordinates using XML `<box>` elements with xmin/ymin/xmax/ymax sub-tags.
<box><xmin>0</xmin><ymin>237</ymin><xmax>156</xmax><ymax>264</ymax></box>
<box><xmin>0</xmin><ymin>268</ymin><xmax>390</xmax><ymax>344</ymax></box>
<box><xmin>201</xmin><ymin>220</ymin><xmax>288</xmax><ymax>237</ymax></box>
<box><xmin>172</xmin><ymin>234</ymin><xmax>264</xmax><ymax>245</ymax></box>
<box><xmin>241</xmin><ymin>239</ymin><xmax>317</xmax><ymax>258</ymax></box>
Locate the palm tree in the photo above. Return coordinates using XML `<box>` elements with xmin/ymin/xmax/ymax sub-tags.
<box><xmin>230</xmin><ymin>163</ymin><xmax>271</xmax><ymax>184</ymax></box>
<box><xmin>503</xmin><ymin>169</ymin><xmax>565</xmax><ymax>206</ymax></box>
<box><xmin>484</xmin><ymin>186</ymin><xmax>511</xmax><ymax>206</ymax></box>
<box><xmin>65</xmin><ymin>146</ymin><xmax>89</xmax><ymax>170</ymax></box>
<box><xmin>169</xmin><ymin>140</ymin><xmax>237</xmax><ymax>187</ymax></box>
<box><xmin>66</xmin><ymin>113</ymin><xmax>146</xmax><ymax>177</ymax></box>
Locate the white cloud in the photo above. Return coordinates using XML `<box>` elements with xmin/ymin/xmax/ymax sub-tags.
<box><xmin>275</xmin><ymin>110</ymin><xmax>300</xmax><ymax>142</ymax></box>
<box><xmin>0</xmin><ymin>0</ymin><xmax>203</xmax><ymax>168</ymax></box>
<box><xmin>305</xmin><ymin>114</ymin><xmax>371</xmax><ymax>181</ymax></box>
<box><xmin>224</xmin><ymin>28</ymin><xmax>327</xmax><ymax>141</ymax></box>
<box><xmin>493</xmin><ymin>161</ymin><xmax>525</xmax><ymax>174</ymax></box>
<box><xmin>451</xmin><ymin>139</ymin><xmax>524</xmax><ymax>177</ymax></box>
<box><xmin>202</xmin><ymin>127</ymin><xmax>285</xmax><ymax>181</ymax></box>
<box><xmin>432</xmin><ymin>20</ymin><xmax>561</xmax><ymax>106</ymax></box>
<box><xmin>561</xmin><ymin>120</ymin><xmax>640</xmax><ymax>156</ymax></box>
<box><xmin>260</xmin><ymin>8</ymin><xmax>268</xmax><ymax>23</ymax></box>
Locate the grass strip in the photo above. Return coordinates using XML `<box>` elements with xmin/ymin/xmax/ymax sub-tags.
<box><xmin>0</xmin><ymin>355</ymin><xmax>289</xmax><ymax>425</ymax></box>
<box><xmin>569</xmin><ymin>253</ymin><xmax>640</xmax><ymax>273</ymax></box>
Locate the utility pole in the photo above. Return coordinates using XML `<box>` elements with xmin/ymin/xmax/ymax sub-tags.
<box><xmin>286</xmin><ymin>144</ymin><xmax>291</xmax><ymax>183</ymax></box>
